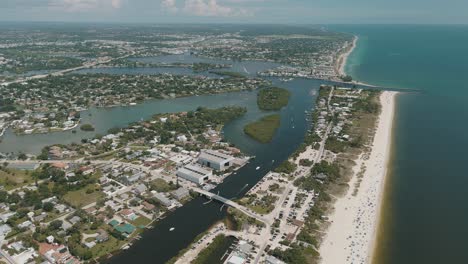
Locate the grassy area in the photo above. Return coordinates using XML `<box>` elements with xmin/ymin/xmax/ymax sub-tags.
<box><xmin>244</xmin><ymin>114</ymin><xmax>281</xmax><ymax>143</ymax></box>
<box><xmin>0</xmin><ymin>168</ymin><xmax>33</xmax><ymax>190</ymax></box>
<box><xmin>243</xmin><ymin>195</ymin><xmax>278</xmax><ymax>215</ymax></box>
<box><xmin>130</xmin><ymin>216</ymin><xmax>152</xmax><ymax>227</ymax></box>
<box><xmin>150</xmin><ymin>178</ymin><xmax>177</xmax><ymax>193</ymax></box>
<box><xmin>257</xmin><ymin>87</ymin><xmax>291</xmax><ymax>110</ymax></box>
<box><xmin>192</xmin><ymin>235</ymin><xmax>232</xmax><ymax>264</ymax></box>
<box><xmin>63</xmin><ymin>184</ymin><xmax>104</xmax><ymax>208</ymax></box>
<box><xmin>89</xmin><ymin>236</ymin><xmax>126</xmax><ymax>258</ymax></box>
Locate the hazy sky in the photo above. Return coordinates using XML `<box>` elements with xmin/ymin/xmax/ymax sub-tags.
<box><xmin>1</xmin><ymin>0</ymin><xmax>467</xmax><ymax>24</ymax></box>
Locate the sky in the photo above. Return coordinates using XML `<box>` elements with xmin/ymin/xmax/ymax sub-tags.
<box><xmin>1</xmin><ymin>0</ymin><xmax>467</xmax><ymax>24</ymax></box>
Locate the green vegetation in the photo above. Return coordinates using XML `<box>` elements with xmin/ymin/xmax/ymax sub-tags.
<box><xmin>63</xmin><ymin>184</ymin><xmax>104</xmax><ymax>208</ymax></box>
<box><xmin>257</xmin><ymin>87</ymin><xmax>291</xmax><ymax>110</ymax></box>
<box><xmin>270</xmin><ymin>244</ymin><xmax>310</xmax><ymax>264</ymax></box>
<box><xmin>192</xmin><ymin>235</ymin><xmax>231</xmax><ymax>264</ymax></box>
<box><xmin>0</xmin><ymin>167</ymin><xmax>33</xmax><ymax>191</ymax></box>
<box><xmin>354</xmin><ymin>94</ymin><xmax>381</xmax><ymax>114</ymax></box>
<box><xmin>226</xmin><ymin>207</ymin><xmax>265</xmax><ymax>231</ymax></box>
<box><xmin>150</xmin><ymin>178</ymin><xmax>177</xmax><ymax>193</ymax></box>
<box><xmin>244</xmin><ymin>114</ymin><xmax>281</xmax><ymax>143</ymax></box>
<box><xmin>340</xmin><ymin>75</ymin><xmax>353</xmax><ymax>82</ymax></box>
<box><xmin>192</xmin><ymin>62</ymin><xmax>229</xmax><ymax>73</ymax></box>
<box><xmin>299</xmin><ymin>159</ymin><xmax>314</xmax><ymax>167</ymax></box>
<box><xmin>80</xmin><ymin>124</ymin><xmax>95</xmax><ymax>131</ymax></box>
<box><xmin>49</xmin><ymin>106</ymin><xmax>247</xmax><ymax>158</ymax></box>
<box><xmin>238</xmin><ymin>194</ymin><xmax>278</xmax><ymax>215</ymax></box>
<box><xmin>274</xmin><ymin>160</ymin><xmax>297</xmax><ymax>174</ymax></box>
<box><xmin>209</xmin><ymin>71</ymin><xmax>245</xmax><ymax>78</ymax></box>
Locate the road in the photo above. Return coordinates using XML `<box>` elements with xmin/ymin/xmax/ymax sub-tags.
<box><xmin>1</xmin><ymin>50</ymin><xmax>136</xmax><ymax>87</ymax></box>
<box><xmin>193</xmin><ymin>188</ymin><xmax>272</xmax><ymax>226</ymax></box>
<box><xmin>0</xmin><ymin>248</ymin><xmax>16</xmax><ymax>264</ymax></box>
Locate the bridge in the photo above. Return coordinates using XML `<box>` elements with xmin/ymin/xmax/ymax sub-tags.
<box><xmin>193</xmin><ymin>188</ymin><xmax>272</xmax><ymax>226</ymax></box>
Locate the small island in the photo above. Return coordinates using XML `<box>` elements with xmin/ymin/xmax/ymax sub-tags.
<box><xmin>80</xmin><ymin>124</ymin><xmax>95</xmax><ymax>131</ymax></box>
<box><xmin>257</xmin><ymin>87</ymin><xmax>290</xmax><ymax>111</ymax></box>
<box><xmin>243</xmin><ymin>114</ymin><xmax>281</xmax><ymax>143</ymax></box>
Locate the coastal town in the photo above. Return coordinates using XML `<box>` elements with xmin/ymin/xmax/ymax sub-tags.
<box><xmin>0</xmin><ymin>24</ymin><xmax>397</xmax><ymax>264</ymax></box>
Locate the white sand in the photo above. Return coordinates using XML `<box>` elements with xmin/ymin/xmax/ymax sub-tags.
<box><xmin>338</xmin><ymin>36</ymin><xmax>358</xmax><ymax>77</ymax></box>
<box><xmin>319</xmin><ymin>91</ymin><xmax>397</xmax><ymax>264</ymax></box>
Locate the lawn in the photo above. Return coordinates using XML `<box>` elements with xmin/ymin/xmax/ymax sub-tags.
<box><xmin>89</xmin><ymin>236</ymin><xmax>126</xmax><ymax>258</ymax></box>
<box><xmin>130</xmin><ymin>216</ymin><xmax>152</xmax><ymax>227</ymax></box>
<box><xmin>244</xmin><ymin>114</ymin><xmax>281</xmax><ymax>143</ymax></box>
<box><xmin>0</xmin><ymin>168</ymin><xmax>33</xmax><ymax>190</ymax></box>
<box><xmin>63</xmin><ymin>184</ymin><xmax>104</xmax><ymax>208</ymax></box>
<box><xmin>150</xmin><ymin>178</ymin><xmax>177</xmax><ymax>193</ymax></box>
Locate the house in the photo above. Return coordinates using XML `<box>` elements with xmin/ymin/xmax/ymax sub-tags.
<box><xmin>171</xmin><ymin>187</ymin><xmax>190</xmax><ymax>200</ymax></box>
<box><xmin>142</xmin><ymin>201</ymin><xmax>155</xmax><ymax>211</ymax></box>
<box><xmin>84</xmin><ymin>241</ymin><xmax>96</xmax><ymax>248</ymax></box>
<box><xmin>99</xmin><ymin>176</ymin><xmax>109</xmax><ymax>185</ymax></box>
<box><xmin>96</xmin><ymin>230</ymin><xmax>109</xmax><ymax>243</ymax></box>
<box><xmin>33</xmin><ymin>213</ymin><xmax>47</xmax><ymax>222</ymax></box>
<box><xmin>153</xmin><ymin>192</ymin><xmax>173</xmax><ymax>207</ymax></box>
<box><xmin>119</xmin><ymin>209</ymin><xmax>138</xmax><ymax>221</ymax></box>
<box><xmin>69</xmin><ymin>216</ymin><xmax>81</xmax><ymax>225</ymax></box>
<box><xmin>46</xmin><ymin>235</ymin><xmax>55</xmax><ymax>244</ymax></box>
<box><xmin>51</xmin><ymin>162</ymin><xmax>68</xmax><ymax>170</ymax></box>
<box><xmin>115</xmin><ymin>223</ymin><xmax>136</xmax><ymax>237</ymax></box>
<box><xmin>39</xmin><ymin>243</ymin><xmax>80</xmax><ymax>264</ymax></box>
<box><xmin>176</xmin><ymin>135</ymin><xmax>188</xmax><ymax>142</ymax></box>
<box><xmin>109</xmin><ymin>220</ymin><xmax>136</xmax><ymax>237</ymax></box>
<box><xmin>18</xmin><ymin>220</ymin><xmax>33</xmax><ymax>229</ymax></box>
<box><xmin>0</xmin><ymin>224</ymin><xmax>12</xmax><ymax>237</ymax></box>
<box><xmin>62</xmin><ymin>221</ymin><xmax>73</xmax><ymax>231</ymax></box>
<box><xmin>0</xmin><ymin>212</ymin><xmax>15</xmax><ymax>223</ymax></box>
<box><xmin>133</xmin><ymin>183</ymin><xmax>148</xmax><ymax>195</ymax></box>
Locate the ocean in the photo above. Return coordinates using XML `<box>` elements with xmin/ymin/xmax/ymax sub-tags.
<box><xmin>330</xmin><ymin>25</ymin><xmax>468</xmax><ymax>264</ymax></box>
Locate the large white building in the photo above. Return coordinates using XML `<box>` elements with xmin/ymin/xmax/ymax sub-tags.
<box><xmin>176</xmin><ymin>164</ymin><xmax>212</xmax><ymax>185</ymax></box>
<box><xmin>198</xmin><ymin>149</ymin><xmax>235</xmax><ymax>171</ymax></box>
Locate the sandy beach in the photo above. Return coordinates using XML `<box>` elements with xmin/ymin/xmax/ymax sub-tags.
<box><xmin>319</xmin><ymin>91</ymin><xmax>397</xmax><ymax>264</ymax></box>
<box><xmin>337</xmin><ymin>36</ymin><xmax>358</xmax><ymax>77</ymax></box>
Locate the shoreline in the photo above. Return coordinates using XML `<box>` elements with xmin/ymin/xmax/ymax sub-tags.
<box><xmin>336</xmin><ymin>35</ymin><xmax>380</xmax><ymax>89</ymax></box>
<box><xmin>338</xmin><ymin>35</ymin><xmax>358</xmax><ymax>77</ymax></box>
<box><xmin>318</xmin><ymin>91</ymin><xmax>397</xmax><ymax>264</ymax></box>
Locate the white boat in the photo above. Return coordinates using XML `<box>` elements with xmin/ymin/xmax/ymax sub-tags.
<box><xmin>169</xmin><ymin>227</ymin><xmax>175</xmax><ymax>231</ymax></box>
<box><xmin>256</xmin><ymin>166</ymin><xmax>261</xmax><ymax>170</ymax></box>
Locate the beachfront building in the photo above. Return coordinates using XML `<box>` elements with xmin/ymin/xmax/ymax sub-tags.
<box><xmin>198</xmin><ymin>149</ymin><xmax>235</xmax><ymax>171</ymax></box>
<box><xmin>176</xmin><ymin>164</ymin><xmax>212</xmax><ymax>185</ymax></box>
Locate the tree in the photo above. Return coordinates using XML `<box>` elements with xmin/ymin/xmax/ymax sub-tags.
<box><xmin>48</xmin><ymin>220</ymin><xmax>63</xmax><ymax>231</ymax></box>
<box><xmin>18</xmin><ymin>153</ymin><xmax>27</xmax><ymax>160</ymax></box>
<box><xmin>43</xmin><ymin>202</ymin><xmax>54</xmax><ymax>212</ymax></box>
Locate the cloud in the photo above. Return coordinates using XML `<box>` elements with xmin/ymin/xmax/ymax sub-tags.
<box><xmin>183</xmin><ymin>0</ymin><xmax>250</xmax><ymax>17</ymax></box>
<box><xmin>49</xmin><ymin>0</ymin><xmax>121</xmax><ymax>12</ymax></box>
<box><xmin>161</xmin><ymin>0</ymin><xmax>178</xmax><ymax>13</ymax></box>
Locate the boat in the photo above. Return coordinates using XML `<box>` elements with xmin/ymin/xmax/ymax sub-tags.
<box><xmin>256</xmin><ymin>166</ymin><xmax>261</xmax><ymax>170</ymax></box>
<box><xmin>169</xmin><ymin>227</ymin><xmax>175</xmax><ymax>231</ymax></box>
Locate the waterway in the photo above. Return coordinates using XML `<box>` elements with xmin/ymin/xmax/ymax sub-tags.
<box><xmin>331</xmin><ymin>25</ymin><xmax>468</xmax><ymax>264</ymax></box>
<box><xmin>102</xmin><ymin>76</ymin><xmax>323</xmax><ymax>264</ymax></box>
<box><xmin>0</xmin><ymin>54</ymin><xmax>338</xmax><ymax>263</ymax></box>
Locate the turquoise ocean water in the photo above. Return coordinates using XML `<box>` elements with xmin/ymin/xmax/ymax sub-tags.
<box><xmin>330</xmin><ymin>25</ymin><xmax>468</xmax><ymax>263</ymax></box>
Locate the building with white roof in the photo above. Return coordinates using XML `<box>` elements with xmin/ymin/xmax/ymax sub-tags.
<box><xmin>176</xmin><ymin>164</ymin><xmax>212</xmax><ymax>185</ymax></box>
<box><xmin>198</xmin><ymin>149</ymin><xmax>235</xmax><ymax>171</ymax></box>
